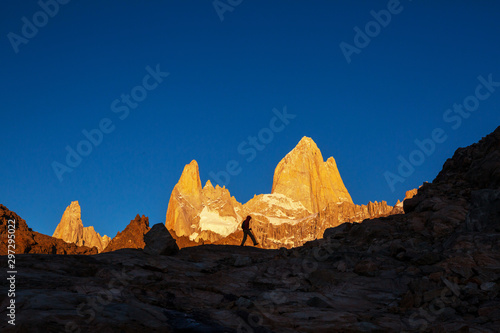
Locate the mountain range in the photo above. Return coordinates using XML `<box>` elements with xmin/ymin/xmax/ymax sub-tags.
<box><xmin>1</xmin><ymin>126</ymin><xmax>498</xmax><ymax>331</ymax></box>
<box><xmin>48</xmin><ymin>136</ymin><xmax>412</xmax><ymax>252</ymax></box>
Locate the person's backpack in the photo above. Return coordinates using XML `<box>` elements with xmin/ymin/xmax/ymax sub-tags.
<box><xmin>241</xmin><ymin>219</ymin><xmax>249</xmax><ymax>230</ymax></box>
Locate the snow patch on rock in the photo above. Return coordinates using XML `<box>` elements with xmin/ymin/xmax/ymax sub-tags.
<box><xmin>198</xmin><ymin>207</ymin><xmax>239</xmax><ymax>237</ymax></box>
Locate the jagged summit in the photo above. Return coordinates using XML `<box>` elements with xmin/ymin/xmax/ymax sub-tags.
<box><xmin>53</xmin><ymin>201</ymin><xmax>82</xmax><ymax>242</ymax></box>
<box><xmin>296</xmin><ymin>136</ymin><xmax>317</xmax><ymax>148</ymax></box>
<box><xmin>165</xmin><ymin>160</ymin><xmax>242</xmax><ymax>241</ymax></box>
<box><xmin>52</xmin><ymin>201</ymin><xmax>110</xmax><ymax>252</ymax></box>
<box><xmin>272</xmin><ymin>137</ymin><xmax>353</xmax><ymax>213</ymax></box>
<box><xmin>176</xmin><ymin>160</ymin><xmax>202</xmax><ymax>196</ymax></box>
<box><xmin>204</xmin><ymin>179</ymin><xmax>214</xmax><ymax>190</ymax></box>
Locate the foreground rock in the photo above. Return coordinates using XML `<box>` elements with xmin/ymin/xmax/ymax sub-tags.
<box><xmin>144</xmin><ymin>223</ymin><xmax>179</xmax><ymax>255</ymax></box>
<box><xmin>0</xmin><ymin>204</ymin><xmax>97</xmax><ymax>255</ymax></box>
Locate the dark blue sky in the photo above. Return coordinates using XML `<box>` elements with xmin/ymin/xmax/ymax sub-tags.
<box><xmin>1</xmin><ymin>0</ymin><xmax>499</xmax><ymax>238</ymax></box>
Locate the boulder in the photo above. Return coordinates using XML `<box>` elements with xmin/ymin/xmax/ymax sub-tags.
<box><xmin>144</xmin><ymin>223</ymin><xmax>179</xmax><ymax>255</ymax></box>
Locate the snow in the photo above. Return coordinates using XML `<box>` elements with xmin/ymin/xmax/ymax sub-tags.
<box><xmin>198</xmin><ymin>207</ymin><xmax>239</xmax><ymax>237</ymax></box>
<box><xmin>260</xmin><ymin>193</ymin><xmax>308</xmax><ymax>212</ymax></box>
<box><xmin>189</xmin><ymin>232</ymin><xmax>199</xmax><ymax>241</ymax></box>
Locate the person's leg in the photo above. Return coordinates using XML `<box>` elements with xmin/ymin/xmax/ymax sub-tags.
<box><xmin>240</xmin><ymin>231</ymin><xmax>248</xmax><ymax>246</ymax></box>
<box><xmin>249</xmin><ymin>230</ymin><xmax>258</xmax><ymax>245</ymax></box>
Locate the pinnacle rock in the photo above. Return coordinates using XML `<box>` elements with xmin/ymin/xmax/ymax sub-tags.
<box><xmin>272</xmin><ymin>137</ymin><xmax>353</xmax><ymax>213</ymax></box>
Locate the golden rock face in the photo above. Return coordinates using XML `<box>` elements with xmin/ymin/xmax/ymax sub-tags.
<box><xmin>271</xmin><ymin>137</ymin><xmax>353</xmax><ymax>213</ymax></box>
<box><xmin>52</xmin><ymin>201</ymin><xmax>109</xmax><ymax>252</ymax></box>
<box><xmin>164</xmin><ymin>137</ymin><xmax>398</xmax><ymax>249</ymax></box>
<box><xmin>165</xmin><ymin>160</ymin><xmax>242</xmax><ymax>240</ymax></box>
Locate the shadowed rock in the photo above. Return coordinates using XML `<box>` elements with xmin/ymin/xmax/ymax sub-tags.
<box><xmin>144</xmin><ymin>223</ymin><xmax>179</xmax><ymax>255</ymax></box>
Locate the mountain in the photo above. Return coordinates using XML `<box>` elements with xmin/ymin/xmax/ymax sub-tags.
<box><xmin>52</xmin><ymin>201</ymin><xmax>110</xmax><ymax>252</ymax></box>
<box><xmin>272</xmin><ymin>136</ymin><xmax>353</xmax><ymax>212</ymax></box>
<box><xmin>103</xmin><ymin>214</ymin><xmax>150</xmax><ymax>252</ymax></box>
<box><xmin>165</xmin><ymin>160</ymin><xmax>243</xmax><ymax>243</ymax></box>
<box><xmin>165</xmin><ymin>137</ymin><xmax>401</xmax><ymax>249</ymax></box>
<box><xmin>0</xmin><ymin>204</ymin><xmax>97</xmax><ymax>255</ymax></box>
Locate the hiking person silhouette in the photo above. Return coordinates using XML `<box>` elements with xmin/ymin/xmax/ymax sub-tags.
<box><xmin>240</xmin><ymin>215</ymin><xmax>259</xmax><ymax>246</ymax></box>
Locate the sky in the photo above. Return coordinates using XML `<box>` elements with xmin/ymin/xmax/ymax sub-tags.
<box><xmin>1</xmin><ymin>0</ymin><xmax>499</xmax><ymax>238</ymax></box>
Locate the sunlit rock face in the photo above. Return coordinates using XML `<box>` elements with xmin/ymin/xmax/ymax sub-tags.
<box><xmin>103</xmin><ymin>214</ymin><xmax>150</xmax><ymax>252</ymax></box>
<box><xmin>52</xmin><ymin>201</ymin><xmax>109</xmax><ymax>252</ymax></box>
<box><xmin>164</xmin><ymin>138</ymin><xmax>400</xmax><ymax>249</ymax></box>
<box><xmin>271</xmin><ymin>137</ymin><xmax>353</xmax><ymax>213</ymax></box>
<box><xmin>165</xmin><ymin>161</ymin><xmax>242</xmax><ymax>243</ymax></box>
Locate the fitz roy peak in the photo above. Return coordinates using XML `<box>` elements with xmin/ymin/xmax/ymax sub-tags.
<box><xmin>272</xmin><ymin>136</ymin><xmax>353</xmax><ymax>212</ymax></box>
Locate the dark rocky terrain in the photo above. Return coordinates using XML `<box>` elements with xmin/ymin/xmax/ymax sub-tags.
<box><xmin>1</xmin><ymin>126</ymin><xmax>499</xmax><ymax>332</ymax></box>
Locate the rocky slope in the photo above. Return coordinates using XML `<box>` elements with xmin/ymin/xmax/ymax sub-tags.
<box><xmin>1</xmin><ymin>126</ymin><xmax>499</xmax><ymax>332</ymax></box>
<box><xmin>103</xmin><ymin>214</ymin><xmax>151</xmax><ymax>252</ymax></box>
<box><xmin>0</xmin><ymin>204</ymin><xmax>97</xmax><ymax>255</ymax></box>
<box><xmin>52</xmin><ymin>201</ymin><xmax>110</xmax><ymax>252</ymax></box>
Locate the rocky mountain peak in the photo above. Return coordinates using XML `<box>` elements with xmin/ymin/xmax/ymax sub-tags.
<box><xmin>52</xmin><ymin>201</ymin><xmax>109</xmax><ymax>252</ymax></box>
<box><xmin>272</xmin><ymin>137</ymin><xmax>353</xmax><ymax>213</ymax></box>
<box><xmin>204</xmin><ymin>180</ymin><xmax>214</xmax><ymax>190</ymax></box>
<box><xmin>177</xmin><ymin>160</ymin><xmax>202</xmax><ymax>197</ymax></box>
<box><xmin>166</xmin><ymin>160</ymin><xmax>243</xmax><ymax>242</ymax></box>
<box><xmin>53</xmin><ymin>201</ymin><xmax>83</xmax><ymax>243</ymax></box>
<box><xmin>103</xmin><ymin>214</ymin><xmax>150</xmax><ymax>252</ymax></box>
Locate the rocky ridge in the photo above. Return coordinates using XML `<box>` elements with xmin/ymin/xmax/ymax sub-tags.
<box><xmin>103</xmin><ymin>214</ymin><xmax>151</xmax><ymax>252</ymax></box>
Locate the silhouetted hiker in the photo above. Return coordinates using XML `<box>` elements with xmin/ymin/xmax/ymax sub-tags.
<box><xmin>240</xmin><ymin>215</ymin><xmax>259</xmax><ymax>246</ymax></box>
